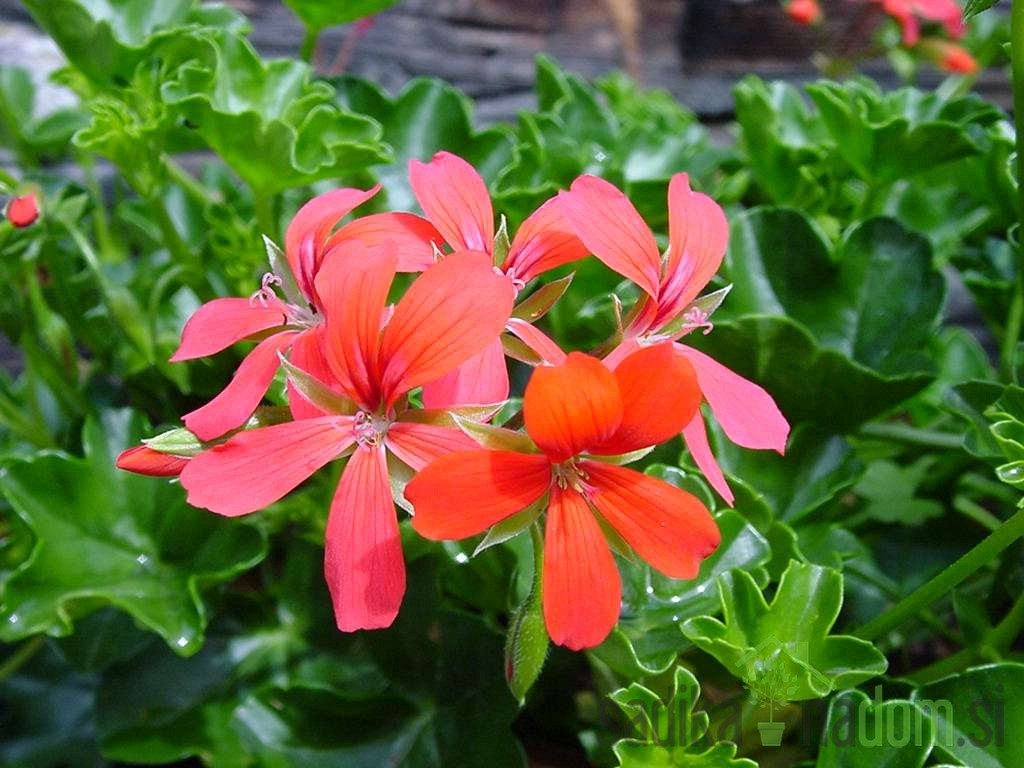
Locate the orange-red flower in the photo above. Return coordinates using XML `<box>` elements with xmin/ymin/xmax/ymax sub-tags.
<box><xmin>558</xmin><ymin>174</ymin><xmax>789</xmax><ymax>506</ymax></box>
<box><xmin>405</xmin><ymin>346</ymin><xmax>720</xmax><ymax>649</ymax></box>
<box><xmin>179</xmin><ymin>246</ymin><xmax>514</xmax><ymax>632</ymax></box>
<box><xmin>6</xmin><ymin>194</ymin><xmax>38</xmax><ymax>228</ymax></box>
<box><xmin>115</xmin><ymin>445</ymin><xmax>188</xmax><ymax>477</ymax></box>
<box><xmin>171</xmin><ymin>187</ymin><xmax>442</xmax><ymax>440</ymax></box>
<box><xmin>408</xmin><ymin>151</ymin><xmax>589</xmax><ymax>407</ymax></box>
<box><xmin>787</xmin><ymin>0</ymin><xmax>822</xmax><ymax>24</ymax></box>
<box><xmin>921</xmin><ymin>39</ymin><xmax>979</xmax><ymax>73</ymax></box>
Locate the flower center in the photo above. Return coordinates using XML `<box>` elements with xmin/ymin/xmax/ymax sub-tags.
<box><xmin>353</xmin><ymin>410</ymin><xmax>390</xmax><ymax>448</ymax></box>
<box><xmin>551</xmin><ymin>460</ymin><xmax>594</xmax><ymax>496</ymax></box>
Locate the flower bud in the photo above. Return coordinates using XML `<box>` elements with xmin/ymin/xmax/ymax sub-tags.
<box><xmin>786</xmin><ymin>0</ymin><xmax>822</xmax><ymax>24</ymax></box>
<box><xmin>6</xmin><ymin>193</ymin><xmax>39</xmax><ymax>228</ymax></box>
<box><xmin>920</xmin><ymin>39</ymin><xmax>979</xmax><ymax>74</ymax></box>
<box><xmin>116</xmin><ymin>445</ymin><xmax>189</xmax><ymax>477</ymax></box>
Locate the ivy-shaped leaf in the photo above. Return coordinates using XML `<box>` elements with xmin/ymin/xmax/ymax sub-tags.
<box><xmin>816</xmin><ymin>689</ymin><xmax>935</xmax><ymax>768</ymax></box>
<box><xmin>21</xmin><ymin>0</ymin><xmax>247</xmax><ymax>85</ymax></box>
<box><xmin>853</xmin><ymin>459</ymin><xmax>943</xmax><ymax>526</ymax></box>
<box><xmin>682</xmin><ymin>561</ymin><xmax>887</xmax><ymax>700</ymax></box>
<box><xmin>0</xmin><ymin>410</ymin><xmax>267</xmax><ymax>655</ymax></box>
<box><xmin>610</xmin><ymin>666</ymin><xmax>756</xmax><ymax>767</ymax></box>
<box><xmin>162</xmin><ymin>33</ymin><xmax>391</xmax><ymax>195</ymax></box>
<box><xmin>333</xmin><ymin>75</ymin><xmax>513</xmax><ymax>213</ymax></box>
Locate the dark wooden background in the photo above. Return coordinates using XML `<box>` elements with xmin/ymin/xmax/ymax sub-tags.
<box><xmin>0</xmin><ymin>0</ymin><xmax>1011</xmax><ymax>122</ymax></box>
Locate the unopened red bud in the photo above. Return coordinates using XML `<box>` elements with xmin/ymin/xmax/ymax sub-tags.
<box><xmin>116</xmin><ymin>445</ymin><xmax>189</xmax><ymax>477</ymax></box>
<box><xmin>6</xmin><ymin>194</ymin><xmax>39</xmax><ymax>228</ymax></box>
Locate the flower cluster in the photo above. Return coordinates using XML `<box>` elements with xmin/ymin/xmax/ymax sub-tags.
<box><xmin>784</xmin><ymin>0</ymin><xmax>977</xmax><ymax>74</ymax></box>
<box><xmin>119</xmin><ymin>152</ymin><xmax>789</xmax><ymax>649</ymax></box>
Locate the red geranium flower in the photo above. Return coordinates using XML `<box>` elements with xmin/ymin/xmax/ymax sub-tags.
<box><xmin>171</xmin><ymin>186</ymin><xmax>442</xmax><ymax>440</ymax></box>
<box><xmin>179</xmin><ymin>246</ymin><xmax>514</xmax><ymax>632</ymax></box>
<box><xmin>406</xmin><ymin>345</ymin><xmax>720</xmax><ymax>649</ymax></box>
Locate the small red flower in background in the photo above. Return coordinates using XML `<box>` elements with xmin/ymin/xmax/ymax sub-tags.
<box><xmin>179</xmin><ymin>246</ymin><xmax>513</xmax><ymax>632</ymax></box>
<box><xmin>6</xmin><ymin>194</ymin><xmax>39</xmax><ymax>228</ymax></box>
<box><xmin>558</xmin><ymin>174</ymin><xmax>790</xmax><ymax>506</ymax></box>
<box><xmin>171</xmin><ymin>186</ymin><xmax>442</xmax><ymax>441</ymax></box>
<box><xmin>877</xmin><ymin>0</ymin><xmax>965</xmax><ymax>46</ymax></box>
<box><xmin>921</xmin><ymin>38</ymin><xmax>979</xmax><ymax>73</ymax></box>
<box><xmin>406</xmin><ymin>345</ymin><xmax>720</xmax><ymax>650</ymax></box>
<box><xmin>115</xmin><ymin>445</ymin><xmax>188</xmax><ymax>477</ymax></box>
<box><xmin>408</xmin><ymin>151</ymin><xmax>589</xmax><ymax>407</ymax></box>
<box><xmin>787</xmin><ymin>0</ymin><xmax>823</xmax><ymax>24</ymax></box>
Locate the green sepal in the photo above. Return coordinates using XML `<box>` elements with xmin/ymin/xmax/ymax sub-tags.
<box><xmin>453</xmin><ymin>414</ymin><xmax>538</xmax><ymax>453</ymax></box>
<box><xmin>278</xmin><ymin>353</ymin><xmax>358</xmax><ymax>416</ymax></box>
<box><xmin>142</xmin><ymin>426</ymin><xmax>204</xmax><ymax>457</ymax></box>
<box><xmin>512</xmin><ymin>274</ymin><xmax>575</xmax><ymax>322</ymax></box>
<box><xmin>474</xmin><ymin>495</ymin><xmax>547</xmax><ymax>557</ymax></box>
<box><xmin>504</xmin><ymin>529</ymin><xmax>550</xmax><ymax>705</ymax></box>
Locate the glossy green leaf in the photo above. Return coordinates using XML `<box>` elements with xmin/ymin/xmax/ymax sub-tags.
<box><xmin>0</xmin><ymin>410</ymin><xmax>267</xmax><ymax>655</ymax></box>
<box><xmin>686</xmin><ymin>316</ymin><xmax>932</xmax><ymax>432</ymax></box>
<box><xmin>283</xmin><ymin>0</ymin><xmax>399</xmax><ymax>32</ymax></box>
<box><xmin>853</xmin><ymin>459</ymin><xmax>943</xmax><ymax>526</ymax></box>
<box><xmin>610</xmin><ymin>667</ymin><xmax>755</xmax><ymax>767</ymax></box>
<box><xmin>682</xmin><ymin>561</ymin><xmax>888</xmax><ymax>699</ymax></box>
<box><xmin>162</xmin><ymin>33</ymin><xmax>390</xmax><ymax>194</ymax></box>
<box><xmin>0</xmin><ymin>641</ymin><xmax>104</xmax><ymax>768</ymax></box>
<box><xmin>965</xmin><ymin>0</ymin><xmax>1004</xmax><ymax>17</ymax></box>
<box><xmin>334</xmin><ymin>75</ymin><xmax>513</xmax><ymax>213</ymax></box>
<box><xmin>592</xmin><ymin>507</ymin><xmax>771</xmax><ymax>678</ymax></box>
<box><xmin>912</xmin><ymin>663</ymin><xmax>1024</xmax><ymax>768</ymax></box>
<box><xmin>21</xmin><ymin>0</ymin><xmax>247</xmax><ymax>85</ymax></box>
<box><xmin>724</xmin><ymin>209</ymin><xmax>944</xmax><ymax>376</ymax></box>
<box><xmin>805</xmin><ymin>79</ymin><xmax>997</xmax><ymax>183</ymax></box>
<box><xmin>711</xmin><ymin>424</ymin><xmax>863</xmax><ymax>523</ymax></box>
<box><xmin>816</xmin><ymin>689</ymin><xmax>935</xmax><ymax>768</ymax></box>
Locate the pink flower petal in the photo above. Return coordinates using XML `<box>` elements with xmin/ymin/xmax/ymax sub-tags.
<box><xmin>543</xmin><ymin>485</ymin><xmax>621</xmax><ymax>650</ymax></box>
<box><xmin>329</xmin><ymin>212</ymin><xmax>444</xmax><ymax>272</ymax></box>
<box><xmin>656</xmin><ymin>173</ymin><xmax>729</xmax><ymax>323</ymax></box>
<box><xmin>170</xmin><ymin>298</ymin><xmax>288</xmax><ymax>362</ymax></box>
<box><xmin>183</xmin><ymin>331</ymin><xmax>299</xmax><ymax>441</ymax></box>
<box><xmin>284</xmin><ymin>186</ymin><xmax>380</xmax><ymax>297</ymax></box>
<box><xmin>324</xmin><ymin>444</ymin><xmax>406</xmax><ymax>631</ymax></box>
<box><xmin>378</xmin><ymin>250</ymin><xmax>514</xmax><ymax>404</ymax></box>
<box><xmin>505</xmin><ymin>318</ymin><xmax>567</xmax><ymax>366</ymax></box>
<box><xmin>504</xmin><ymin>197</ymin><xmax>589</xmax><ymax>283</ymax></box>
<box><xmin>315</xmin><ymin>242</ymin><xmax>397</xmax><ymax>409</ymax></box>
<box><xmin>409</xmin><ymin>152</ymin><xmax>494</xmax><ymax>252</ymax></box>
<box><xmin>676</xmin><ymin>345</ymin><xmax>790</xmax><ymax>453</ymax></box>
<box><xmin>421</xmin><ymin>337</ymin><xmax>509</xmax><ymax>408</ymax></box>
<box><xmin>558</xmin><ymin>175</ymin><xmax>661</xmax><ymax>298</ymax></box>
<box><xmin>385</xmin><ymin>421</ymin><xmax>480</xmax><ymax>471</ymax></box>
<box><xmin>681</xmin><ymin>411</ymin><xmax>734</xmax><ymax>506</ymax></box>
<box><xmin>180</xmin><ymin>415</ymin><xmax>354</xmax><ymax>516</ymax></box>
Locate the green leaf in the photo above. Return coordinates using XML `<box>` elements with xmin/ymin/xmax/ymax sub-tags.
<box><xmin>283</xmin><ymin>0</ymin><xmax>399</xmax><ymax>32</ymax></box>
<box><xmin>681</xmin><ymin>561</ymin><xmax>888</xmax><ymax>700</ymax></box>
<box><xmin>0</xmin><ymin>410</ymin><xmax>267</xmax><ymax>655</ymax></box>
<box><xmin>686</xmin><ymin>316</ymin><xmax>932</xmax><ymax>432</ymax></box>
<box><xmin>711</xmin><ymin>424</ymin><xmax>863</xmax><ymax>523</ymax></box>
<box><xmin>162</xmin><ymin>33</ymin><xmax>391</xmax><ymax>194</ymax></box>
<box><xmin>334</xmin><ymin>75</ymin><xmax>513</xmax><ymax>213</ymax></box>
<box><xmin>912</xmin><ymin>662</ymin><xmax>1024</xmax><ymax>768</ymax></box>
<box><xmin>592</xmin><ymin>507</ymin><xmax>771</xmax><ymax>677</ymax></box>
<box><xmin>0</xmin><ymin>641</ymin><xmax>104</xmax><ymax>768</ymax></box>
<box><xmin>805</xmin><ymin>79</ymin><xmax>994</xmax><ymax>183</ymax></box>
<box><xmin>724</xmin><ymin>209</ymin><xmax>945</xmax><ymax>376</ymax></box>
<box><xmin>609</xmin><ymin>667</ymin><xmax>756</xmax><ymax>767</ymax></box>
<box><xmin>965</xmin><ymin>0</ymin><xmax>1004</xmax><ymax>19</ymax></box>
<box><xmin>816</xmin><ymin>689</ymin><xmax>935</xmax><ymax>768</ymax></box>
<box><xmin>21</xmin><ymin>0</ymin><xmax>247</xmax><ymax>85</ymax></box>
<box><xmin>853</xmin><ymin>459</ymin><xmax>944</xmax><ymax>526</ymax></box>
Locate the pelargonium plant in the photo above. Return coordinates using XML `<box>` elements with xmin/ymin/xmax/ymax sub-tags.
<box><xmin>119</xmin><ymin>151</ymin><xmax>789</xmax><ymax>660</ymax></box>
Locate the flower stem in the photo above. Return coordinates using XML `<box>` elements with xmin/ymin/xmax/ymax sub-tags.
<box><xmin>855</xmin><ymin>506</ymin><xmax>1024</xmax><ymax>641</ymax></box>
<box><xmin>0</xmin><ymin>636</ymin><xmax>44</xmax><ymax>682</ymax></box>
<box><xmin>300</xmin><ymin>26</ymin><xmax>320</xmax><ymax>65</ymax></box>
<box><xmin>953</xmin><ymin>495</ymin><xmax>1003</xmax><ymax>532</ymax></box>
<box><xmin>1004</xmin><ymin>0</ymin><xmax>1024</xmax><ymax>379</ymax></box>
<box><xmin>857</xmin><ymin>421</ymin><xmax>963</xmax><ymax>450</ymax></box>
